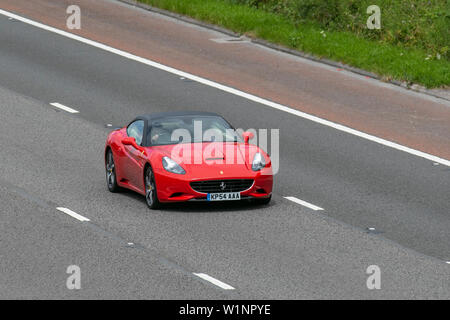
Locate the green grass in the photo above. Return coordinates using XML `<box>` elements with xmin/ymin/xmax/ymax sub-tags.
<box><xmin>138</xmin><ymin>0</ymin><xmax>450</xmax><ymax>88</ymax></box>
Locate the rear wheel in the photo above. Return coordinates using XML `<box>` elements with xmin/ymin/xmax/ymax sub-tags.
<box><xmin>145</xmin><ymin>166</ymin><xmax>160</xmax><ymax>209</ymax></box>
<box><xmin>106</xmin><ymin>149</ymin><xmax>119</xmax><ymax>193</ymax></box>
<box><xmin>254</xmin><ymin>195</ymin><xmax>271</xmax><ymax>206</ymax></box>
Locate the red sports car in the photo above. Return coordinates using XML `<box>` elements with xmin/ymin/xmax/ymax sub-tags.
<box><xmin>104</xmin><ymin>111</ymin><xmax>273</xmax><ymax>209</ymax></box>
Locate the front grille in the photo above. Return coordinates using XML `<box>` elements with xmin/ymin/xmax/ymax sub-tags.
<box><xmin>190</xmin><ymin>179</ymin><xmax>254</xmax><ymax>193</ymax></box>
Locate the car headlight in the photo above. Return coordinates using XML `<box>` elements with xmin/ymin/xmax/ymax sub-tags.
<box><xmin>252</xmin><ymin>153</ymin><xmax>266</xmax><ymax>171</ymax></box>
<box><xmin>162</xmin><ymin>156</ymin><xmax>186</xmax><ymax>174</ymax></box>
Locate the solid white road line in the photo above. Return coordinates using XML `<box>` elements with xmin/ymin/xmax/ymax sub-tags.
<box><xmin>50</xmin><ymin>102</ymin><xmax>79</xmax><ymax>114</ymax></box>
<box><xmin>193</xmin><ymin>273</ymin><xmax>235</xmax><ymax>290</ymax></box>
<box><xmin>1</xmin><ymin>9</ymin><xmax>449</xmax><ymax>167</ymax></box>
<box><xmin>56</xmin><ymin>207</ymin><xmax>90</xmax><ymax>222</ymax></box>
<box><xmin>284</xmin><ymin>196</ymin><xmax>324</xmax><ymax>211</ymax></box>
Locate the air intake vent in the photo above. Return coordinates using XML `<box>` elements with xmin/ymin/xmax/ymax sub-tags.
<box><xmin>190</xmin><ymin>179</ymin><xmax>253</xmax><ymax>193</ymax></box>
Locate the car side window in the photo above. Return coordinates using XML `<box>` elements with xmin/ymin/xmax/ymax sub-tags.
<box><xmin>127</xmin><ymin>120</ymin><xmax>144</xmax><ymax>146</ymax></box>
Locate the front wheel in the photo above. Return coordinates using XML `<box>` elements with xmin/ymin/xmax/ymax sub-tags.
<box><xmin>106</xmin><ymin>149</ymin><xmax>119</xmax><ymax>193</ymax></box>
<box><xmin>145</xmin><ymin>166</ymin><xmax>160</xmax><ymax>209</ymax></box>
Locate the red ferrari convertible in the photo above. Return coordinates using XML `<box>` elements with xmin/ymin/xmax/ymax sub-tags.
<box><xmin>104</xmin><ymin>111</ymin><xmax>273</xmax><ymax>209</ymax></box>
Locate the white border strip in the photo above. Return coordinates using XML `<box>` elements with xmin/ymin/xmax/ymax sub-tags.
<box><xmin>1</xmin><ymin>9</ymin><xmax>449</xmax><ymax>167</ymax></box>
<box><xmin>56</xmin><ymin>207</ymin><xmax>90</xmax><ymax>222</ymax></box>
<box><xmin>193</xmin><ymin>273</ymin><xmax>235</xmax><ymax>290</ymax></box>
<box><xmin>50</xmin><ymin>102</ymin><xmax>79</xmax><ymax>114</ymax></box>
<box><xmin>284</xmin><ymin>196</ymin><xmax>324</xmax><ymax>211</ymax></box>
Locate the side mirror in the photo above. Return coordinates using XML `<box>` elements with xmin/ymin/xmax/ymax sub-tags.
<box><xmin>122</xmin><ymin>137</ymin><xmax>146</xmax><ymax>155</ymax></box>
<box><xmin>122</xmin><ymin>137</ymin><xmax>136</xmax><ymax>146</ymax></box>
<box><xmin>242</xmin><ymin>131</ymin><xmax>254</xmax><ymax>144</ymax></box>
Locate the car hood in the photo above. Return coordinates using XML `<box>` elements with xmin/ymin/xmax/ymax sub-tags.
<box><xmin>151</xmin><ymin>142</ymin><xmax>262</xmax><ymax>179</ymax></box>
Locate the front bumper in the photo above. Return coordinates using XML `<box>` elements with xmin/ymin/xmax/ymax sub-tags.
<box><xmin>154</xmin><ymin>170</ymin><xmax>273</xmax><ymax>203</ymax></box>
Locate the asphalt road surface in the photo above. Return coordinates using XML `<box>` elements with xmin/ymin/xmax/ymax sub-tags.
<box><xmin>0</xmin><ymin>6</ymin><xmax>449</xmax><ymax>299</ymax></box>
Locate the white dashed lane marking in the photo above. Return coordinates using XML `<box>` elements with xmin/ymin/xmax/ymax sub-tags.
<box><xmin>56</xmin><ymin>207</ymin><xmax>90</xmax><ymax>222</ymax></box>
<box><xmin>284</xmin><ymin>196</ymin><xmax>324</xmax><ymax>211</ymax></box>
<box><xmin>193</xmin><ymin>273</ymin><xmax>235</xmax><ymax>290</ymax></box>
<box><xmin>50</xmin><ymin>102</ymin><xmax>79</xmax><ymax>114</ymax></box>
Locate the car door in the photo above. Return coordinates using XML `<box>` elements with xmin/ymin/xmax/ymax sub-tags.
<box><xmin>121</xmin><ymin>120</ymin><xmax>146</xmax><ymax>192</ymax></box>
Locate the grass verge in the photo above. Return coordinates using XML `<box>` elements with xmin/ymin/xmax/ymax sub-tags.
<box><xmin>137</xmin><ymin>0</ymin><xmax>449</xmax><ymax>88</ymax></box>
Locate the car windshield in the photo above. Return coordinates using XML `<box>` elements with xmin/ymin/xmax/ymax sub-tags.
<box><xmin>148</xmin><ymin>115</ymin><xmax>240</xmax><ymax>146</ymax></box>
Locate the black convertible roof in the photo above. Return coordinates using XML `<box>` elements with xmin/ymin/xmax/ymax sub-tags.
<box><xmin>134</xmin><ymin>111</ymin><xmax>222</xmax><ymax>122</ymax></box>
<box><xmin>128</xmin><ymin>111</ymin><xmax>233</xmax><ymax>146</ymax></box>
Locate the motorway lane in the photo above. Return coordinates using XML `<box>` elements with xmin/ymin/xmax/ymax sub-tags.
<box><xmin>0</xmin><ymin>14</ymin><xmax>449</xmax><ymax>260</ymax></box>
<box><xmin>0</xmin><ymin>13</ymin><xmax>449</xmax><ymax>298</ymax></box>
<box><xmin>0</xmin><ymin>181</ymin><xmax>229</xmax><ymax>299</ymax></box>
<box><xmin>0</xmin><ymin>85</ymin><xmax>449</xmax><ymax>299</ymax></box>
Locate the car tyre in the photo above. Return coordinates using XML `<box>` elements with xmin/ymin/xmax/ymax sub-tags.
<box><xmin>106</xmin><ymin>149</ymin><xmax>120</xmax><ymax>193</ymax></box>
<box><xmin>145</xmin><ymin>165</ymin><xmax>161</xmax><ymax>210</ymax></box>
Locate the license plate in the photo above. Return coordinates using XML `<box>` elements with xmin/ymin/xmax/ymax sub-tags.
<box><xmin>207</xmin><ymin>192</ymin><xmax>241</xmax><ymax>201</ymax></box>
